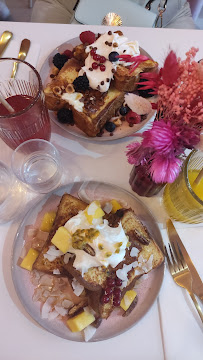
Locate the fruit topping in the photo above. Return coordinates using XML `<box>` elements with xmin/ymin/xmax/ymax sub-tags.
<box><xmin>62</xmin><ymin>49</ymin><xmax>73</xmax><ymax>59</ymax></box>
<box><xmin>101</xmin><ymin>294</ymin><xmax>110</xmax><ymax>304</ymax></box>
<box><xmin>99</xmin><ymin>64</ymin><xmax>106</xmax><ymax>72</ymax></box>
<box><xmin>137</xmin><ymin>78</ymin><xmax>155</xmax><ymax>98</ymax></box>
<box><xmin>113</xmin><ymin>298</ymin><xmax>121</xmax><ymax>307</ymax></box>
<box><xmin>92</xmin><ymin>62</ymin><xmax>99</xmax><ymax>70</ymax></box>
<box><xmin>119</xmin><ymin>105</ymin><xmax>130</xmax><ymax>116</ymax></box>
<box><xmin>57</xmin><ymin>108</ymin><xmax>74</xmax><ymax>124</ymax></box>
<box><xmin>53</xmin><ymin>53</ymin><xmax>68</xmax><ymax>70</ymax></box>
<box><xmin>105</xmin><ymin>122</ymin><xmax>116</xmax><ymax>133</ymax></box>
<box><xmin>73</xmin><ymin>75</ymin><xmax>89</xmax><ymax>92</ymax></box>
<box><xmin>80</xmin><ymin>31</ymin><xmax>96</xmax><ymax>45</ymax></box>
<box><xmin>115</xmin><ymin>277</ymin><xmax>122</xmax><ymax>287</ymax></box>
<box><xmin>126</xmin><ymin>111</ymin><xmax>141</xmax><ymax>124</ymax></box>
<box><xmin>108</xmin><ymin>51</ymin><xmax>119</xmax><ymax>62</ymax></box>
<box><xmin>106</xmin><ymin>277</ymin><xmax>116</xmax><ymax>288</ymax></box>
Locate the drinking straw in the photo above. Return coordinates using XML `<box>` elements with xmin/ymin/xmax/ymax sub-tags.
<box><xmin>0</xmin><ymin>94</ymin><xmax>15</xmax><ymax>113</ymax></box>
<box><xmin>193</xmin><ymin>167</ymin><xmax>203</xmax><ymax>186</ymax></box>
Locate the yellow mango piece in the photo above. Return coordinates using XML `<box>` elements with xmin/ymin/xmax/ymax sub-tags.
<box><xmin>40</xmin><ymin>211</ymin><xmax>56</xmax><ymax>232</ymax></box>
<box><xmin>67</xmin><ymin>311</ymin><xmax>95</xmax><ymax>332</ymax></box>
<box><xmin>120</xmin><ymin>290</ymin><xmax>137</xmax><ymax>311</ymax></box>
<box><xmin>20</xmin><ymin>248</ymin><xmax>39</xmax><ymax>271</ymax></box>
<box><xmin>51</xmin><ymin>226</ymin><xmax>72</xmax><ymax>253</ymax></box>
<box><xmin>110</xmin><ymin>199</ymin><xmax>122</xmax><ymax>213</ymax></box>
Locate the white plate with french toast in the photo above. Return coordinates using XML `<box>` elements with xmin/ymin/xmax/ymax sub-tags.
<box><xmin>40</xmin><ymin>31</ymin><xmax>157</xmax><ymax>141</ymax></box>
<box><xmin>12</xmin><ymin>181</ymin><xmax>165</xmax><ymax>342</ymax></box>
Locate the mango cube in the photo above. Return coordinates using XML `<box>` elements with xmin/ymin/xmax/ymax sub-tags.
<box><xmin>51</xmin><ymin>226</ymin><xmax>72</xmax><ymax>253</ymax></box>
<box><xmin>40</xmin><ymin>211</ymin><xmax>56</xmax><ymax>232</ymax></box>
<box><xmin>110</xmin><ymin>199</ymin><xmax>122</xmax><ymax>213</ymax></box>
<box><xmin>67</xmin><ymin>310</ymin><xmax>95</xmax><ymax>332</ymax></box>
<box><xmin>120</xmin><ymin>290</ymin><xmax>137</xmax><ymax>311</ymax></box>
<box><xmin>85</xmin><ymin>201</ymin><xmax>105</xmax><ymax>224</ymax></box>
<box><xmin>20</xmin><ymin>248</ymin><xmax>39</xmax><ymax>271</ymax></box>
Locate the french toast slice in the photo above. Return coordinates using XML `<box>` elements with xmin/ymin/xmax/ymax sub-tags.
<box><xmin>72</xmin><ymin>87</ymin><xmax>124</xmax><ymax>137</ymax></box>
<box><xmin>33</xmin><ymin>194</ymin><xmax>87</xmax><ymax>274</ymax></box>
<box><xmin>71</xmin><ymin>208</ymin><xmax>164</xmax><ymax>319</ymax></box>
<box><xmin>113</xmin><ymin>59</ymin><xmax>158</xmax><ymax>92</ymax></box>
<box><xmin>44</xmin><ymin>58</ymin><xmax>83</xmax><ymax>111</ymax></box>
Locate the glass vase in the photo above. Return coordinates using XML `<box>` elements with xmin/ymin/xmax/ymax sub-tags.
<box><xmin>129</xmin><ymin>163</ymin><xmax>165</xmax><ymax>197</ymax></box>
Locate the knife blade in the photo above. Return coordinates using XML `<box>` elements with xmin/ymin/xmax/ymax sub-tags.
<box><xmin>11</xmin><ymin>38</ymin><xmax>31</xmax><ymax>78</ymax></box>
<box><xmin>167</xmin><ymin>219</ymin><xmax>203</xmax><ymax>301</ymax></box>
<box><xmin>0</xmin><ymin>31</ymin><xmax>13</xmax><ymax>57</ymax></box>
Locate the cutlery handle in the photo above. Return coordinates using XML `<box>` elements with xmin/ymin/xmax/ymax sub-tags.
<box><xmin>11</xmin><ymin>62</ymin><xmax>18</xmax><ymax>78</ymax></box>
<box><xmin>189</xmin><ymin>291</ymin><xmax>203</xmax><ymax>323</ymax></box>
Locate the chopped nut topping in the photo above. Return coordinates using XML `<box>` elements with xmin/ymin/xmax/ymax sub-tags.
<box><xmin>52</xmin><ymin>86</ymin><xmax>62</xmax><ymax>96</ymax></box>
<box><xmin>65</xmin><ymin>84</ymin><xmax>75</xmax><ymax>94</ymax></box>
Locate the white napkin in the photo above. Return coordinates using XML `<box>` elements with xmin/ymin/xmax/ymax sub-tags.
<box><xmin>1</xmin><ymin>39</ymin><xmax>40</xmax><ymax>68</ymax></box>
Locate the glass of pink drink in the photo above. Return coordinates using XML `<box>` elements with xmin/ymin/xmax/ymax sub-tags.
<box><xmin>0</xmin><ymin>58</ymin><xmax>51</xmax><ymax>150</ymax></box>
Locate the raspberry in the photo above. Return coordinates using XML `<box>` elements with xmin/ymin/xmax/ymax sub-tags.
<box><xmin>62</xmin><ymin>49</ymin><xmax>73</xmax><ymax>59</ymax></box>
<box><xmin>126</xmin><ymin>111</ymin><xmax>141</xmax><ymax>124</ymax></box>
<box><xmin>79</xmin><ymin>31</ymin><xmax>96</xmax><ymax>45</ymax></box>
<box><xmin>57</xmin><ymin>108</ymin><xmax>74</xmax><ymax>124</ymax></box>
<box><xmin>73</xmin><ymin>75</ymin><xmax>89</xmax><ymax>92</ymax></box>
<box><xmin>53</xmin><ymin>53</ymin><xmax>68</xmax><ymax>70</ymax></box>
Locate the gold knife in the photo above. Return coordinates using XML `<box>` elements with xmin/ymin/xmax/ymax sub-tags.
<box><xmin>0</xmin><ymin>31</ymin><xmax>13</xmax><ymax>57</ymax></box>
<box><xmin>167</xmin><ymin>219</ymin><xmax>203</xmax><ymax>301</ymax></box>
<box><xmin>11</xmin><ymin>38</ymin><xmax>31</xmax><ymax>78</ymax></box>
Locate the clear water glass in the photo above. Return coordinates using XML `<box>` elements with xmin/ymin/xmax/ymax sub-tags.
<box><xmin>11</xmin><ymin>139</ymin><xmax>62</xmax><ymax>193</ymax></box>
<box><xmin>0</xmin><ymin>161</ymin><xmax>28</xmax><ymax>223</ymax></box>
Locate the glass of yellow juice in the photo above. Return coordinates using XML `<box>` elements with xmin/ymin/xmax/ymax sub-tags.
<box><xmin>163</xmin><ymin>150</ymin><xmax>203</xmax><ymax>224</ymax></box>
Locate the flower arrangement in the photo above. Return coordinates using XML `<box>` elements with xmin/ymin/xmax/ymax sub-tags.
<box><xmin>126</xmin><ymin>48</ymin><xmax>203</xmax><ymax>185</ymax></box>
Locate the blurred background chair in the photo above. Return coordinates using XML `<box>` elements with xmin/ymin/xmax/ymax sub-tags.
<box><xmin>30</xmin><ymin>0</ymin><xmax>199</xmax><ymax>29</ymax></box>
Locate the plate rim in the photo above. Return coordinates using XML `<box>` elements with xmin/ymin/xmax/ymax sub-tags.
<box><xmin>11</xmin><ymin>180</ymin><xmax>165</xmax><ymax>342</ymax></box>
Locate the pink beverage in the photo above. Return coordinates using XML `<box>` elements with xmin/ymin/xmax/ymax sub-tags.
<box><xmin>0</xmin><ymin>58</ymin><xmax>51</xmax><ymax>150</ymax></box>
<box><xmin>0</xmin><ymin>94</ymin><xmax>51</xmax><ymax>149</ymax></box>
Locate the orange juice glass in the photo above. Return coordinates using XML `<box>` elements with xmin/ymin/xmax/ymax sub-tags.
<box><xmin>163</xmin><ymin>150</ymin><xmax>203</xmax><ymax>224</ymax></box>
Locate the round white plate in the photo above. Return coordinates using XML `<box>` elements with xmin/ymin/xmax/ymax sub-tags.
<box><xmin>12</xmin><ymin>181</ymin><xmax>165</xmax><ymax>342</ymax></box>
<box><xmin>40</xmin><ymin>37</ymin><xmax>156</xmax><ymax>141</ymax></box>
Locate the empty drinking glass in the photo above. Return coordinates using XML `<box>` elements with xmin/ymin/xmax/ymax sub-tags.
<box><xmin>11</xmin><ymin>139</ymin><xmax>62</xmax><ymax>193</ymax></box>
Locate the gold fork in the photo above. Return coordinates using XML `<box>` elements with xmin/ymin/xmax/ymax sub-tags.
<box><xmin>165</xmin><ymin>242</ymin><xmax>203</xmax><ymax>323</ymax></box>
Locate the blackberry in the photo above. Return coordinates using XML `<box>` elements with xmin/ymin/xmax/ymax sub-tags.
<box><xmin>105</xmin><ymin>122</ymin><xmax>116</xmax><ymax>132</ymax></box>
<box><xmin>137</xmin><ymin>78</ymin><xmax>154</xmax><ymax>98</ymax></box>
<box><xmin>73</xmin><ymin>75</ymin><xmax>89</xmax><ymax>92</ymax></box>
<box><xmin>53</xmin><ymin>53</ymin><xmax>68</xmax><ymax>70</ymax></box>
<box><xmin>108</xmin><ymin>51</ymin><xmax>119</xmax><ymax>63</ymax></box>
<box><xmin>57</xmin><ymin>108</ymin><xmax>74</xmax><ymax>124</ymax></box>
<box><xmin>119</xmin><ymin>105</ymin><xmax>130</xmax><ymax>116</ymax></box>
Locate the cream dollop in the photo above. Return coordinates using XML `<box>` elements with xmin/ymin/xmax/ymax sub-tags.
<box><xmin>61</xmin><ymin>92</ymin><xmax>84</xmax><ymax>112</ymax></box>
<box><xmin>82</xmin><ymin>32</ymin><xmax>140</xmax><ymax>92</ymax></box>
<box><xmin>64</xmin><ymin>209</ymin><xmax>129</xmax><ymax>274</ymax></box>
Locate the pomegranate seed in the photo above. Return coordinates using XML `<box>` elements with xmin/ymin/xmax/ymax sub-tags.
<box><xmin>92</xmin><ymin>62</ymin><xmax>98</xmax><ymax>70</ymax></box>
<box><xmin>113</xmin><ymin>298</ymin><xmax>121</xmax><ymax>307</ymax></box>
<box><xmin>90</xmin><ymin>48</ymin><xmax>96</xmax><ymax>56</ymax></box>
<box><xmin>99</xmin><ymin>56</ymin><xmax>106</xmax><ymax>63</ymax></box>
<box><xmin>106</xmin><ymin>278</ymin><xmax>115</xmax><ymax>288</ymax></box>
<box><xmin>113</xmin><ymin>288</ymin><xmax>121</xmax><ymax>298</ymax></box>
<box><xmin>93</xmin><ymin>53</ymin><xmax>100</xmax><ymax>61</ymax></box>
<box><xmin>105</xmin><ymin>287</ymin><xmax>113</xmax><ymax>295</ymax></box>
<box><xmin>100</xmin><ymin>64</ymin><xmax>106</xmax><ymax>72</ymax></box>
<box><xmin>115</xmin><ymin>277</ymin><xmax>122</xmax><ymax>287</ymax></box>
<box><xmin>101</xmin><ymin>295</ymin><xmax>110</xmax><ymax>304</ymax></box>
